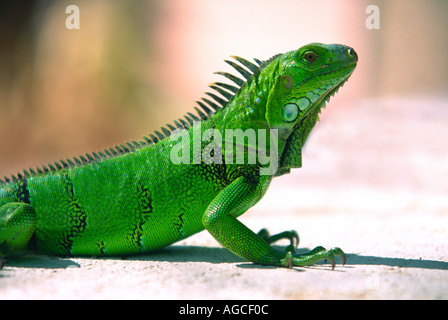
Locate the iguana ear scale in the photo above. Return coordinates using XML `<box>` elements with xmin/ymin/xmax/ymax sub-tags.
<box><xmin>265</xmin><ymin>73</ymin><xmax>295</xmax><ymax>130</ymax></box>
<box><xmin>281</xmin><ymin>75</ymin><xmax>294</xmax><ymax>90</ymax></box>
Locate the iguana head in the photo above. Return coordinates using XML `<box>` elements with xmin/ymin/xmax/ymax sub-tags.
<box><xmin>264</xmin><ymin>43</ymin><xmax>358</xmax><ymax>174</ymax></box>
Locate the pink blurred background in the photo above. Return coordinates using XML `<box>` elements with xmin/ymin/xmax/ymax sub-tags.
<box><xmin>0</xmin><ymin>0</ymin><xmax>447</xmax><ymax>176</ymax></box>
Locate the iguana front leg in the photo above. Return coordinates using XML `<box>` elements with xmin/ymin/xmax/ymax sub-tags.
<box><xmin>202</xmin><ymin>176</ymin><xmax>345</xmax><ymax>269</ymax></box>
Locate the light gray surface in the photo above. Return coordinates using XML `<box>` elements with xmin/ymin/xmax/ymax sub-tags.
<box><xmin>1</xmin><ymin>97</ymin><xmax>447</xmax><ymax>299</ymax></box>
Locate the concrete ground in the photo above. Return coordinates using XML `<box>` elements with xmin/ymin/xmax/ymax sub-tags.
<box><xmin>1</xmin><ymin>96</ymin><xmax>447</xmax><ymax>299</ymax></box>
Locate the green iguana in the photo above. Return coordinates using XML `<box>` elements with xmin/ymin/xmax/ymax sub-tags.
<box><xmin>0</xmin><ymin>43</ymin><xmax>357</xmax><ymax>269</ymax></box>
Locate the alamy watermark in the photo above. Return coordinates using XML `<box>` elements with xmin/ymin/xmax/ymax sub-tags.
<box><xmin>65</xmin><ymin>5</ymin><xmax>80</xmax><ymax>30</ymax></box>
<box><xmin>366</xmin><ymin>5</ymin><xmax>380</xmax><ymax>30</ymax></box>
<box><xmin>65</xmin><ymin>4</ymin><xmax>380</xmax><ymax>31</ymax></box>
<box><xmin>169</xmin><ymin>122</ymin><xmax>279</xmax><ymax>176</ymax></box>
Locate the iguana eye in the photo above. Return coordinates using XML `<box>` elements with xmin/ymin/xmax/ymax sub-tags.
<box><xmin>303</xmin><ymin>51</ymin><xmax>318</xmax><ymax>63</ymax></box>
<box><xmin>283</xmin><ymin>103</ymin><xmax>299</xmax><ymax>122</ymax></box>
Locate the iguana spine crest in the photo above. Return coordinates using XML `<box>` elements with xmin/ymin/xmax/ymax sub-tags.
<box><xmin>0</xmin><ymin>55</ymin><xmax>273</xmax><ymax>184</ymax></box>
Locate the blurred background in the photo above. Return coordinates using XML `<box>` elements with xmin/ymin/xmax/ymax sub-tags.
<box><xmin>0</xmin><ymin>0</ymin><xmax>447</xmax><ymax>195</ymax></box>
<box><xmin>2</xmin><ymin>0</ymin><xmax>448</xmax><ymax>299</ymax></box>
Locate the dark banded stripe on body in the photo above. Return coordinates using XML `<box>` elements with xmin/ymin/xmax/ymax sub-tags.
<box><xmin>58</xmin><ymin>173</ymin><xmax>88</xmax><ymax>254</ymax></box>
<box><xmin>128</xmin><ymin>181</ymin><xmax>154</xmax><ymax>251</ymax></box>
<box><xmin>15</xmin><ymin>178</ymin><xmax>30</xmax><ymax>204</ymax></box>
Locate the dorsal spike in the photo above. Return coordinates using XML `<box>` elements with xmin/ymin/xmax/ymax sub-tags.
<box><xmin>196</xmin><ymin>101</ymin><xmax>213</xmax><ymax>116</ymax></box>
<box><xmin>60</xmin><ymin>160</ymin><xmax>68</xmax><ymax>168</ymax></box>
<box><xmin>120</xmin><ymin>144</ymin><xmax>130</xmax><ymax>153</ymax></box>
<box><xmin>214</xmin><ymin>71</ymin><xmax>245</xmax><ymax>87</ymax></box>
<box><xmin>230</xmin><ymin>55</ymin><xmax>259</xmax><ymax>73</ymax></box>
<box><xmin>86</xmin><ymin>153</ymin><xmax>94</xmax><ymax>162</ymax></box>
<box><xmin>253</xmin><ymin>58</ymin><xmax>263</xmax><ymax>66</ymax></box>
<box><xmin>113</xmin><ymin>146</ymin><xmax>122</xmax><ymax>154</ymax></box>
<box><xmin>212</xmin><ymin>82</ymin><xmax>239</xmax><ymax>93</ymax></box>
<box><xmin>259</xmin><ymin>53</ymin><xmax>282</xmax><ymax>69</ymax></box>
<box><xmin>132</xmin><ymin>140</ymin><xmax>141</xmax><ymax>147</ymax></box>
<box><xmin>178</xmin><ymin>118</ymin><xmax>189</xmax><ymax>128</ymax></box>
<box><xmin>166</xmin><ymin>124</ymin><xmax>176</xmax><ymax>131</ymax></box>
<box><xmin>194</xmin><ymin>107</ymin><xmax>207</xmax><ymax>120</ymax></box>
<box><xmin>201</xmin><ymin>97</ymin><xmax>220</xmax><ymax>111</ymax></box>
<box><xmin>98</xmin><ymin>151</ymin><xmax>107</xmax><ymax>158</ymax></box>
<box><xmin>148</xmin><ymin>133</ymin><xmax>159</xmax><ymax>143</ymax></box>
<box><xmin>154</xmin><ymin>130</ymin><xmax>165</xmax><ymax>140</ymax></box>
<box><xmin>209</xmin><ymin>84</ymin><xmax>234</xmax><ymax>100</ymax></box>
<box><xmin>205</xmin><ymin>92</ymin><xmax>228</xmax><ymax>107</ymax></box>
<box><xmin>143</xmin><ymin>136</ymin><xmax>153</xmax><ymax>144</ymax></box>
<box><xmin>187</xmin><ymin>112</ymin><xmax>199</xmax><ymax>122</ymax></box>
<box><xmin>184</xmin><ymin>115</ymin><xmax>194</xmax><ymax>126</ymax></box>
<box><xmin>173</xmin><ymin>120</ymin><xmax>183</xmax><ymax>129</ymax></box>
<box><xmin>126</xmin><ymin>141</ymin><xmax>135</xmax><ymax>151</ymax></box>
<box><xmin>161</xmin><ymin>126</ymin><xmax>171</xmax><ymax>136</ymax></box>
<box><xmin>224</xmin><ymin>59</ymin><xmax>252</xmax><ymax>80</ymax></box>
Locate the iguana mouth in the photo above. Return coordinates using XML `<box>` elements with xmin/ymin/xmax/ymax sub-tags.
<box><xmin>277</xmin><ymin>61</ymin><xmax>357</xmax><ymax>175</ymax></box>
<box><xmin>297</xmin><ymin>63</ymin><xmax>357</xmax><ymax>123</ymax></box>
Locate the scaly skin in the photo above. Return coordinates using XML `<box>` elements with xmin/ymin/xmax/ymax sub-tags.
<box><xmin>0</xmin><ymin>43</ymin><xmax>357</xmax><ymax>269</ymax></box>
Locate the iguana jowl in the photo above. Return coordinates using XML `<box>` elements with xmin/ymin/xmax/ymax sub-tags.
<box><xmin>0</xmin><ymin>43</ymin><xmax>357</xmax><ymax>269</ymax></box>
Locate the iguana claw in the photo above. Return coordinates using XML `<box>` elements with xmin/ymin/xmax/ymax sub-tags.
<box><xmin>281</xmin><ymin>250</ymin><xmax>294</xmax><ymax>268</ymax></box>
<box><xmin>294</xmin><ymin>246</ymin><xmax>346</xmax><ymax>270</ymax></box>
<box><xmin>257</xmin><ymin>229</ymin><xmax>345</xmax><ymax>269</ymax></box>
